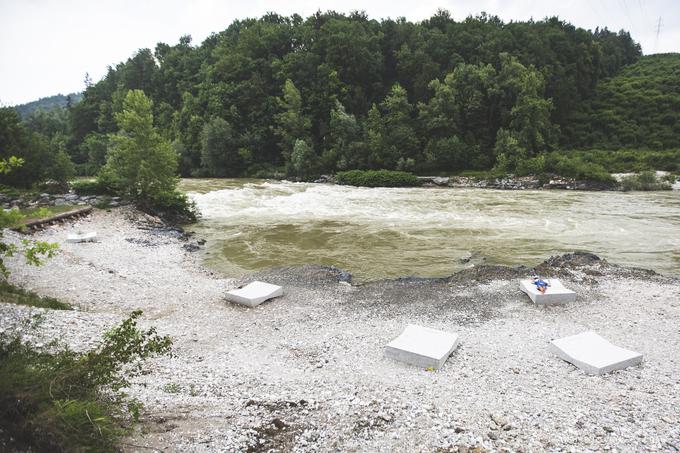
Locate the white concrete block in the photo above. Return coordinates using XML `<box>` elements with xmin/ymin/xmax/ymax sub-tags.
<box><xmin>66</xmin><ymin>232</ymin><xmax>97</xmax><ymax>243</ymax></box>
<box><xmin>385</xmin><ymin>324</ymin><xmax>460</xmax><ymax>370</ymax></box>
<box><xmin>550</xmin><ymin>331</ymin><xmax>643</xmax><ymax>375</ymax></box>
<box><xmin>226</xmin><ymin>281</ymin><xmax>283</xmax><ymax>307</ymax></box>
<box><xmin>519</xmin><ymin>278</ymin><xmax>575</xmax><ymax>305</ymax></box>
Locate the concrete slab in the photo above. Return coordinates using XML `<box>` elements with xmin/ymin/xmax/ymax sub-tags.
<box><xmin>520</xmin><ymin>278</ymin><xmax>575</xmax><ymax>305</ymax></box>
<box><xmin>550</xmin><ymin>331</ymin><xmax>643</xmax><ymax>375</ymax></box>
<box><xmin>226</xmin><ymin>281</ymin><xmax>283</xmax><ymax>307</ymax></box>
<box><xmin>385</xmin><ymin>324</ymin><xmax>460</xmax><ymax>370</ymax></box>
<box><xmin>67</xmin><ymin>232</ymin><xmax>97</xmax><ymax>243</ymax></box>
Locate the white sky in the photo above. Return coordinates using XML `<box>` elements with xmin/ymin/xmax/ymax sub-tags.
<box><xmin>1</xmin><ymin>0</ymin><xmax>678</xmax><ymax>105</ymax></box>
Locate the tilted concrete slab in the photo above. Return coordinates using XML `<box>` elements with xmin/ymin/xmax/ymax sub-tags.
<box><xmin>226</xmin><ymin>281</ymin><xmax>283</xmax><ymax>307</ymax></box>
<box><xmin>520</xmin><ymin>278</ymin><xmax>576</xmax><ymax>305</ymax></box>
<box><xmin>550</xmin><ymin>331</ymin><xmax>643</xmax><ymax>375</ymax></box>
<box><xmin>385</xmin><ymin>324</ymin><xmax>460</xmax><ymax>370</ymax></box>
<box><xmin>67</xmin><ymin>232</ymin><xmax>97</xmax><ymax>243</ymax></box>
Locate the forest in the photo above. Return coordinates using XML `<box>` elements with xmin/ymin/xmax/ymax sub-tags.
<box><xmin>2</xmin><ymin>10</ymin><xmax>679</xmax><ymax>186</ymax></box>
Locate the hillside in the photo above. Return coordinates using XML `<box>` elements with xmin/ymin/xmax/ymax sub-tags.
<box><xmin>13</xmin><ymin>92</ymin><xmax>82</xmax><ymax>117</ymax></box>
<box><xmin>563</xmin><ymin>53</ymin><xmax>680</xmax><ymax>149</ymax></box>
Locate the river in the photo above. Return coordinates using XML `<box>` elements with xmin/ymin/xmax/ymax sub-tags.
<box><xmin>180</xmin><ymin>179</ymin><xmax>680</xmax><ymax>282</ymax></box>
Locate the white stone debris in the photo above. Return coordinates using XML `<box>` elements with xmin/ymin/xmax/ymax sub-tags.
<box><xmin>225</xmin><ymin>281</ymin><xmax>283</xmax><ymax>307</ymax></box>
<box><xmin>385</xmin><ymin>324</ymin><xmax>460</xmax><ymax>370</ymax></box>
<box><xmin>519</xmin><ymin>278</ymin><xmax>576</xmax><ymax>304</ymax></box>
<box><xmin>66</xmin><ymin>231</ymin><xmax>97</xmax><ymax>243</ymax></box>
<box><xmin>550</xmin><ymin>331</ymin><xmax>643</xmax><ymax>375</ymax></box>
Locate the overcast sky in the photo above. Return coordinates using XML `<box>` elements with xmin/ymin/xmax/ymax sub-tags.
<box><xmin>1</xmin><ymin>0</ymin><xmax>678</xmax><ymax>106</ymax></box>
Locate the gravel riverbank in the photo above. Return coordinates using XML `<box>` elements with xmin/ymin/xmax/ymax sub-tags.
<box><xmin>2</xmin><ymin>207</ymin><xmax>679</xmax><ymax>452</ymax></box>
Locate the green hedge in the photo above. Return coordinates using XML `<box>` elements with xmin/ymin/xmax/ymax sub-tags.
<box><xmin>70</xmin><ymin>179</ymin><xmax>111</xmax><ymax>196</ymax></box>
<box><xmin>335</xmin><ymin>170</ymin><xmax>420</xmax><ymax>187</ymax></box>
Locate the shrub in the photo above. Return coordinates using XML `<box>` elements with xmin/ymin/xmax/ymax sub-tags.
<box><xmin>144</xmin><ymin>190</ymin><xmax>198</xmax><ymax>224</ymax></box>
<box><xmin>0</xmin><ymin>310</ymin><xmax>172</xmax><ymax>452</ymax></box>
<box><xmin>70</xmin><ymin>179</ymin><xmax>111</xmax><ymax>196</ymax></box>
<box><xmin>620</xmin><ymin>171</ymin><xmax>672</xmax><ymax>191</ymax></box>
<box><xmin>336</xmin><ymin>169</ymin><xmax>420</xmax><ymax>187</ymax></box>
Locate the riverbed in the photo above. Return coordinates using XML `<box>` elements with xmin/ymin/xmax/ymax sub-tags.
<box><xmin>181</xmin><ymin>179</ymin><xmax>680</xmax><ymax>281</ymax></box>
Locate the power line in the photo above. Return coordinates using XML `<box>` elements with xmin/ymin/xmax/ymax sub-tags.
<box><xmin>655</xmin><ymin>16</ymin><xmax>663</xmax><ymax>51</ymax></box>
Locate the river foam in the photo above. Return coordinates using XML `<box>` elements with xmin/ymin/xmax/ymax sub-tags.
<box><xmin>184</xmin><ymin>179</ymin><xmax>680</xmax><ymax>281</ymax></box>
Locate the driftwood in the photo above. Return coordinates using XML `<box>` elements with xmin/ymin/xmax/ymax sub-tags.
<box><xmin>17</xmin><ymin>206</ymin><xmax>93</xmax><ymax>232</ymax></box>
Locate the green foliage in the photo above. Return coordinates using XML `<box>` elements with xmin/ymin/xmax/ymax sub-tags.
<box><xmin>274</xmin><ymin>79</ymin><xmax>311</xmax><ymax>172</ymax></box>
<box><xmin>60</xmin><ymin>12</ymin><xmax>644</xmax><ymax>178</ymax></box>
<box><xmin>200</xmin><ymin>117</ymin><xmax>245</xmax><ymax>177</ymax></box>
<box><xmin>13</xmin><ymin>92</ymin><xmax>82</xmax><ymax>118</ymax></box>
<box><xmin>98</xmin><ymin>90</ymin><xmax>194</xmax><ymax>221</ymax></box>
<box><xmin>100</xmin><ymin>90</ymin><xmax>179</xmax><ymax>202</ymax></box>
<box><xmin>336</xmin><ymin>169</ymin><xmax>420</xmax><ymax>187</ymax></box>
<box><xmin>0</xmin><ymin>281</ymin><xmax>71</xmax><ymax>310</ymax></box>
<box><xmin>0</xmin><ymin>158</ymin><xmax>59</xmax><ymax>277</ymax></box>
<box><xmin>0</xmin><ymin>310</ymin><xmax>172</xmax><ymax>452</ymax></box>
<box><xmin>70</xmin><ymin>178</ymin><xmax>112</xmax><ymax>196</ymax></box>
<box><xmin>513</xmin><ymin>152</ymin><xmax>615</xmax><ymax>183</ymax></box>
<box><xmin>564</xmin><ymin>54</ymin><xmax>680</xmax><ymax>150</ymax></box>
<box><xmin>290</xmin><ymin>139</ymin><xmax>317</xmax><ymax>180</ymax></box>
<box><xmin>147</xmin><ymin>190</ymin><xmax>198</xmax><ymax>223</ymax></box>
<box><xmin>0</xmin><ymin>108</ymin><xmax>55</xmax><ymax>187</ymax></box>
<box><xmin>620</xmin><ymin>171</ymin><xmax>671</xmax><ymax>191</ymax></box>
<box><xmin>551</xmin><ymin>148</ymin><xmax>680</xmax><ymax>173</ymax></box>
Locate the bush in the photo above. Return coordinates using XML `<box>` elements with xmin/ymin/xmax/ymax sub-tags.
<box><xmin>620</xmin><ymin>171</ymin><xmax>672</xmax><ymax>191</ymax></box>
<box><xmin>70</xmin><ymin>179</ymin><xmax>111</xmax><ymax>196</ymax></box>
<box><xmin>144</xmin><ymin>190</ymin><xmax>198</xmax><ymax>224</ymax></box>
<box><xmin>335</xmin><ymin>170</ymin><xmax>420</xmax><ymax>187</ymax></box>
<box><xmin>0</xmin><ymin>310</ymin><xmax>172</xmax><ymax>452</ymax></box>
<box><xmin>544</xmin><ymin>153</ymin><xmax>615</xmax><ymax>183</ymax></box>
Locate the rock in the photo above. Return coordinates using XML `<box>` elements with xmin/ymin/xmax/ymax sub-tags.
<box><xmin>487</xmin><ymin>431</ymin><xmax>498</xmax><ymax>440</ymax></box>
<box><xmin>183</xmin><ymin>243</ymin><xmax>200</xmax><ymax>252</ymax></box>
<box><xmin>490</xmin><ymin>414</ymin><xmax>508</xmax><ymax>428</ymax></box>
<box><xmin>272</xmin><ymin>418</ymin><xmax>286</xmax><ymax>429</ymax></box>
<box><xmin>433</xmin><ymin>177</ymin><xmax>450</xmax><ymax>186</ymax></box>
<box><xmin>338</xmin><ymin>270</ymin><xmax>352</xmax><ymax>283</ymax></box>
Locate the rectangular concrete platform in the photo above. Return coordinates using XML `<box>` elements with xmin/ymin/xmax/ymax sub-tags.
<box><xmin>67</xmin><ymin>232</ymin><xmax>97</xmax><ymax>243</ymax></box>
<box><xmin>226</xmin><ymin>281</ymin><xmax>283</xmax><ymax>307</ymax></box>
<box><xmin>550</xmin><ymin>331</ymin><xmax>643</xmax><ymax>375</ymax></box>
<box><xmin>520</xmin><ymin>278</ymin><xmax>575</xmax><ymax>305</ymax></box>
<box><xmin>385</xmin><ymin>324</ymin><xmax>460</xmax><ymax>370</ymax></box>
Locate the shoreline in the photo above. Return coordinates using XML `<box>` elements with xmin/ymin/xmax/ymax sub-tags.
<box><xmin>2</xmin><ymin>207</ymin><xmax>680</xmax><ymax>452</ymax></box>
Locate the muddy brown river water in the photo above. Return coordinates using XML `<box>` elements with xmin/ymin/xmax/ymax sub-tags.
<box><xmin>180</xmin><ymin>178</ymin><xmax>680</xmax><ymax>282</ymax></box>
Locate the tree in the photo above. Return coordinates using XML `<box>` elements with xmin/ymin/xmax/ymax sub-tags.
<box><xmin>326</xmin><ymin>100</ymin><xmax>364</xmax><ymax>170</ymax></box>
<box><xmin>0</xmin><ymin>157</ymin><xmax>58</xmax><ymax>277</ymax></box>
<box><xmin>200</xmin><ymin>117</ymin><xmax>244</xmax><ymax>177</ymax></box>
<box><xmin>274</xmin><ymin>79</ymin><xmax>310</xmax><ymax>169</ymax></box>
<box><xmin>99</xmin><ymin>90</ymin><xmax>178</xmax><ymax>204</ymax></box>
<box><xmin>290</xmin><ymin>139</ymin><xmax>316</xmax><ymax>180</ymax></box>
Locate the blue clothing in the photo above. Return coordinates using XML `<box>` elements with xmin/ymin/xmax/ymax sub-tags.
<box><xmin>533</xmin><ymin>279</ymin><xmax>549</xmax><ymax>289</ymax></box>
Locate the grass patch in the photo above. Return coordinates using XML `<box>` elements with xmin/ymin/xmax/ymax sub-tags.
<box><xmin>17</xmin><ymin>205</ymin><xmax>81</xmax><ymax>225</ymax></box>
<box><xmin>0</xmin><ymin>281</ymin><xmax>71</xmax><ymax>310</ymax></box>
<box><xmin>336</xmin><ymin>170</ymin><xmax>420</xmax><ymax>187</ymax></box>
<box><xmin>0</xmin><ymin>310</ymin><xmax>172</xmax><ymax>452</ymax></box>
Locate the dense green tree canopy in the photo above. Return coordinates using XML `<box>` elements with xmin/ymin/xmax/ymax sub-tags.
<box><xmin>13</xmin><ymin>11</ymin><xmax>679</xmax><ymax>183</ymax></box>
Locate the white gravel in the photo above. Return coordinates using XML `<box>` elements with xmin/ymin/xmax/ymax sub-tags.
<box><xmin>2</xmin><ymin>207</ymin><xmax>680</xmax><ymax>452</ymax></box>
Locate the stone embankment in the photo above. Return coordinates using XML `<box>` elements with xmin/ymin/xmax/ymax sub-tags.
<box><xmin>0</xmin><ymin>192</ymin><xmax>126</xmax><ymax>210</ymax></box>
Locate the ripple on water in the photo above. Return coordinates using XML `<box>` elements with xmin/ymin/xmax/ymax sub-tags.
<box><xmin>185</xmin><ymin>179</ymin><xmax>680</xmax><ymax>281</ymax></box>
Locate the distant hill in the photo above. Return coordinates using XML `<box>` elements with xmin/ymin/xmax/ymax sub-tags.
<box><xmin>13</xmin><ymin>92</ymin><xmax>83</xmax><ymax>117</ymax></box>
<box><xmin>564</xmin><ymin>53</ymin><xmax>680</xmax><ymax>149</ymax></box>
